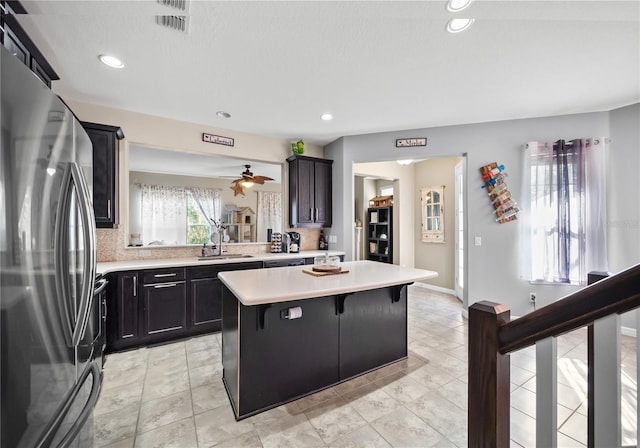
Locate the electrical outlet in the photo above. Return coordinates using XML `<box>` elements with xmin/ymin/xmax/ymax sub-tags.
<box><xmin>529</xmin><ymin>292</ymin><xmax>536</xmax><ymax>303</ymax></box>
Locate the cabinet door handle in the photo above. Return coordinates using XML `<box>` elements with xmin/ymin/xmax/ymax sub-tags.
<box><xmin>309</xmin><ymin>208</ymin><xmax>313</xmax><ymax>221</ymax></box>
<box><xmin>133</xmin><ymin>276</ymin><xmax>137</xmax><ymax>297</ymax></box>
<box><xmin>315</xmin><ymin>208</ymin><xmax>319</xmax><ymax>222</ymax></box>
<box><xmin>154</xmin><ymin>273</ymin><xmax>177</xmax><ymax>278</ymax></box>
<box><xmin>153</xmin><ymin>283</ymin><xmax>177</xmax><ymax>289</ymax></box>
<box><xmin>107</xmin><ymin>199</ymin><xmax>111</xmax><ymax>219</ymax></box>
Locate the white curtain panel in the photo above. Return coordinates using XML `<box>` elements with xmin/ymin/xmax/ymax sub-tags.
<box><xmin>141</xmin><ymin>184</ymin><xmax>187</xmax><ymax>245</ymax></box>
<box><xmin>257</xmin><ymin>191</ymin><xmax>282</xmax><ymax>242</ymax></box>
<box><xmin>520</xmin><ymin>138</ymin><xmax>608</xmax><ymax>284</ymax></box>
<box><xmin>188</xmin><ymin>187</ymin><xmax>222</xmax><ymax>227</ymax></box>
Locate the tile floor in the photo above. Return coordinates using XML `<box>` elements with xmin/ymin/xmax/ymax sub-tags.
<box><xmin>94</xmin><ymin>286</ymin><xmax>637</xmax><ymax>447</ymax></box>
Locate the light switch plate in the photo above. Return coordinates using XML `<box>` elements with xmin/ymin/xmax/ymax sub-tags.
<box><xmin>474</xmin><ymin>236</ymin><xmax>482</xmax><ymax>246</ymax></box>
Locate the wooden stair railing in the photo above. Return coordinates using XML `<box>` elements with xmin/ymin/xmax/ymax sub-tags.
<box><xmin>468</xmin><ymin>263</ymin><xmax>640</xmax><ymax>447</ymax></box>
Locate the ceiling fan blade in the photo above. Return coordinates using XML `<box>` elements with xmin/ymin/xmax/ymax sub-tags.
<box><xmin>252</xmin><ymin>176</ymin><xmax>274</xmax><ymax>184</ymax></box>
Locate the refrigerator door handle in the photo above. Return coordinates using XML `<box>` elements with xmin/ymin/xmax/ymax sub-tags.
<box><xmin>69</xmin><ymin>162</ymin><xmax>97</xmax><ymax>347</ymax></box>
<box><xmin>54</xmin><ymin>163</ymin><xmax>75</xmax><ymax>347</ymax></box>
<box><xmin>34</xmin><ymin>362</ymin><xmax>101</xmax><ymax>448</ymax></box>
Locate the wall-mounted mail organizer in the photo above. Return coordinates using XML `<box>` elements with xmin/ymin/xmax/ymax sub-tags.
<box><xmin>479</xmin><ymin>162</ymin><xmax>519</xmax><ymax>224</ymax></box>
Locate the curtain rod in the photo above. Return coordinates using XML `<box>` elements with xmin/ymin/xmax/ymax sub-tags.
<box><xmin>524</xmin><ymin>138</ymin><xmax>610</xmax><ymax>149</ymax></box>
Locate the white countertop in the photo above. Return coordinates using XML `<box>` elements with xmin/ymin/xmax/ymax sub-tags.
<box><xmin>96</xmin><ymin>250</ymin><xmax>346</xmax><ymax>275</ymax></box>
<box><xmin>218</xmin><ymin>260</ymin><xmax>438</xmax><ymax>306</ymax></box>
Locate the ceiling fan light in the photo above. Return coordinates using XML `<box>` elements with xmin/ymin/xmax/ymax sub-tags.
<box><xmin>98</xmin><ymin>54</ymin><xmax>124</xmax><ymax>68</ymax></box>
<box><xmin>446</xmin><ymin>0</ymin><xmax>472</xmax><ymax>12</ymax></box>
<box><xmin>240</xmin><ymin>180</ymin><xmax>255</xmax><ymax>188</ymax></box>
<box><xmin>446</xmin><ymin>18</ymin><xmax>474</xmax><ymax>33</ymax></box>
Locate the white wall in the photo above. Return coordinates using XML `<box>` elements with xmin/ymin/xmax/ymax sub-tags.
<box><xmin>413</xmin><ymin>157</ymin><xmax>463</xmax><ymax>291</ymax></box>
<box><xmin>325</xmin><ymin>110</ymin><xmax>639</xmax><ymax>316</ymax></box>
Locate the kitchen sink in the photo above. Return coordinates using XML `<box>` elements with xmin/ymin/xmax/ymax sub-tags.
<box><xmin>196</xmin><ymin>254</ymin><xmax>254</xmax><ymax>261</ymax></box>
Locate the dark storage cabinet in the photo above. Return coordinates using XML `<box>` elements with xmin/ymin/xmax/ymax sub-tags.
<box><xmin>233</xmin><ymin>294</ymin><xmax>340</xmax><ymax>414</ymax></box>
<box><xmin>367</xmin><ymin>206</ymin><xmax>393</xmax><ymax>263</ymax></box>
<box><xmin>81</xmin><ymin>122</ymin><xmax>124</xmax><ymax>228</ymax></box>
<box><xmin>222</xmin><ymin>283</ymin><xmax>409</xmax><ymax>419</ymax></box>
<box><xmin>107</xmin><ymin>272</ymin><xmax>140</xmax><ymax>351</ymax></box>
<box><xmin>288</xmin><ymin>155</ymin><xmax>333</xmax><ymax>228</ymax></box>
<box><xmin>1</xmin><ymin>1</ymin><xmax>59</xmax><ymax>87</ymax></box>
<box><xmin>339</xmin><ymin>286</ymin><xmax>407</xmax><ymax>379</ymax></box>
<box><xmin>106</xmin><ymin>262</ymin><xmax>262</xmax><ymax>351</ymax></box>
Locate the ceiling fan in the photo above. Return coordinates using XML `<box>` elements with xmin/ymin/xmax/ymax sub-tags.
<box><xmin>230</xmin><ymin>165</ymin><xmax>273</xmax><ymax>196</ymax></box>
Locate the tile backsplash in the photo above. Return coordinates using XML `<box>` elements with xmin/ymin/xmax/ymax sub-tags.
<box><xmin>97</xmin><ymin>227</ymin><xmax>322</xmax><ymax>262</ymax></box>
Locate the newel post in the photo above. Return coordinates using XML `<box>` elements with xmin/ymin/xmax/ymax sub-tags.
<box><xmin>468</xmin><ymin>301</ymin><xmax>511</xmax><ymax>448</ymax></box>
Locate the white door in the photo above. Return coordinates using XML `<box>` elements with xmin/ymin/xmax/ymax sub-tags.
<box><xmin>454</xmin><ymin>160</ymin><xmax>464</xmax><ymax>301</ymax></box>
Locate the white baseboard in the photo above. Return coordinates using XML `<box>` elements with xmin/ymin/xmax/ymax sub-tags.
<box><xmin>413</xmin><ymin>282</ymin><xmax>457</xmax><ymax>297</ymax></box>
<box><xmin>622</xmin><ymin>326</ymin><xmax>636</xmax><ymax>338</ymax></box>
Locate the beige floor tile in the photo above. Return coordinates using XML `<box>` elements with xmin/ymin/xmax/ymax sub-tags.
<box><xmin>186</xmin><ymin>334</ymin><xmax>217</xmax><ymax>353</ymax></box>
<box><xmin>215</xmin><ymin>430</ymin><xmax>264</xmax><ymax>448</ymax></box>
<box><xmin>147</xmin><ymin>341</ymin><xmax>185</xmax><ymax>363</ymax></box>
<box><xmin>371</xmin><ymin>407</ymin><xmax>445</xmax><ymax>447</ymax></box>
<box><xmin>94</xmin><ymin>381</ymin><xmax>143</xmax><ymax>416</ymax></box>
<box><xmin>305</xmin><ymin>397</ymin><xmax>368</xmax><ymax>444</ymax></box>
<box><xmin>252</xmin><ymin>405</ymin><xmax>324</xmax><ymax>448</ymax></box>
<box><xmin>333</xmin><ymin>374</ymin><xmax>372</xmax><ymax>396</ymax></box>
<box><xmin>134</xmin><ymin>417</ymin><xmax>197</xmax><ymax>448</ymax></box>
<box><xmin>404</xmin><ymin>390</ymin><xmax>467</xmax><ymax>447</ymax></box>
<box><xmin>141</xmin><ymin>368</ymin><xmax>190</xmax><ymax>403</ymax></box>
<box><xmin>94</xmin><ymin>407</ymin><xmax>139</xmax><ymax>447</ymax></box>
<box><xmin>558</xmin><ymin>411</ymin><xmax>587</xmax><ymax>445</ymax></box>
<box><xmin>408</xmin><ymin>364</ymin><xmax>456</xmax><ymax>390</ymax></box>
<box><xmin>194</xmin><ymin>405</ymin><xmax>255</xmax><ymax>447</ymax></box>
<box><xmin>327</xmin><ymin>424</ymin><xmax>391</xmax><ymax>448</ymax></box>
<box><xmin>295</xmin><ymin>387</ymin><xmax>339</xmax><ymax>412</ymax></box>
<box><xmin>189</xmin><ymin>363</ymin><xmax>222</xmax><ymax>389</ymax></box>
<box><xmin>191</xmin><ymin>379</ymin><xmax>231</xmax><ymax>415</ymax></box>
<box><xmin>186</xmin><ymin>346</ymin><xmax>220</xmax><ymax>369</ymax></box>
<box><xmin>102</xmin><ymin>438</ymin><xmax>135</xmax><ymax>448</ymax></box>
<box><xmin>137</xmin><ymin>390</ymin><xmax>193</xmax><ymax>435</ymax></box>
<box><xmin>510</xmin><ymin>407</ymin><xmax>536</xmax><ymax>448</ymax></box>
<box><xmin>147</xmin><ymin>352</ymin><xmax>188</xmax><ymax>375</ymax></box>
<box><xmin>341</xmin><ymin>383</ymin><xmax>402</xmax><ymax>423</ymax></box>
<box><xmin>373</xmin><ymin>372</ymin><xmax>431</xmax><ymax>405</ymax></box>
<box><xmin>101</xmin><ymin>365</ymin><xmax>147</xmax><ymax>391</ymax></box>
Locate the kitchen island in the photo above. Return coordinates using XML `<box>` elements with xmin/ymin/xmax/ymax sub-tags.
<box><xmin>218</xmin><ymin>260</ymin><xmax>437</xmax><ymax>420</ymax></box>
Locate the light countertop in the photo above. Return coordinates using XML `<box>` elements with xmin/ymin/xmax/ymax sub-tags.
<box><xmin>218</xmin><ymin>260</ymin><xmax>438</xmax><ymax>306</ymax></box>
<box><xmin>97</xmin><ymin>250</ymin><xmax>346</xmax><ymax>275</ymax></box>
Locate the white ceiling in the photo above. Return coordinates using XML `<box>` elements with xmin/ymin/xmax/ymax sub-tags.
<box><xmin>17</xmin><ymin>0</ymin><xmax>640</xmax><ymax>147</ymax></box>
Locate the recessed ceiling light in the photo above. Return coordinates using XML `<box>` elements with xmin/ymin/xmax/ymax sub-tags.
<box><xmin>446</xmin><ymin>18</ymin><xmax>475</xmax><ymax>33</ymax></box>
<box><xmin>446</xmin><ymin>0</ymin><xmax>473</xmax><ymax>12</ymax></box>
<box><xmin>320</xmin><ymin>113</ymin><xmax>334</xmax><ymax>121</ymax></box>
<box><xmin>98</xmin><ymin>54</ymin><xmax>124</xmax><ymax>68</ymax></box>
<box><xmin>216</xmin><ymin>111</ymin><xmax>231</xmax><ymax>118</ymax></box>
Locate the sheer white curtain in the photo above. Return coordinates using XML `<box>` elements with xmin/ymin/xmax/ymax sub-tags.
<box><xmin>520</xmin><ymin>138</ymin><xmax>608</xmax><ymax>284</ymax></box>
<box><xmin>141</xmin><ymin>185</ymin><xmax>186</xmax><ymax>245</ymax></box>
<box><xmin>256</xmin><ymin>191</ymin><xmax>282</xmax><ymax>242</ymax></box>
<box><xmin>188</xmin><ymin>187</ymin><xmax>222</xmax><ymax>226</ymax></box>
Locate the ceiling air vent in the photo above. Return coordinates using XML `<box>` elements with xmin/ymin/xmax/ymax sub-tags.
<box><xmin>156</xmin><ymin>15</ymin><xmax>190</xmax><ymax>34</ymax></box>
<box><xmin>157</xmin><ymin>0</ymin><xmax>189</xmax><ymax>12</ymax></box>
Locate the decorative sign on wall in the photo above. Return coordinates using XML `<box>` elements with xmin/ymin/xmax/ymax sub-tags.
<box><xmin>202</xmin><ymin>133</ymin><xmax>234</xmax><ymax>147</ymax></box>
<box><xmin>396</xmin><ymin>138</ymin><xmax>427</xmax><ymax>148</ymax></box>
<box><xmin>479</xmin><ymin>162</ymin><xmax>519</xmax><ymax>224</ymax></box>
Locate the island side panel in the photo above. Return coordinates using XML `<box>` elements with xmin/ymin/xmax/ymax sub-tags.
<box><xmin>221</xmin><ymin>284</ymin><xmax>240</xmax><ymax>416</ymax></box>
<box><xmin>339</xmin><ymin>285</ymin><xmax>408</xmax><ymax>380</ymax></box>
<box><xmin>237</xmin><ymin>296</ymin><xmax>340</xmax><ymax>418</ymax></box>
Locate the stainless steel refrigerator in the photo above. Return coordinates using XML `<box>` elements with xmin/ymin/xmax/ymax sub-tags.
<box><xmin>1</xmin><ymin>46</ymin><xmax>103</xmax><ymax>447</ymax></box>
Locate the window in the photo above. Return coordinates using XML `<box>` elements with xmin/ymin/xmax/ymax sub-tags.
<box><xmin>380</xmin><ymin>185</ymin><xmax>394</xmax><ymax>196</ymax></box>
<box><xmin>523</xmin><ymin>139</ymin><xmax>607</xmax><ymax>285</ymax></box>
<box><xmin>187</xmin><ymin>193</ymin><xmax>211</xmax><ymax>244</ymax></box>
<box><xmin>140</xmin><ymin>185</ymin><xmax>221</xmax><ymax>246</ymax></box>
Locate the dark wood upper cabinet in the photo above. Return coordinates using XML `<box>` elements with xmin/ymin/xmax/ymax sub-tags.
<box><xmin>81</xmin><ymin>121</ymin><xmax>124</xmax><ymax>228</ymax></box>
<box><xmin>1</xmin><ymin>1</ymin><xmax>59</xmax><ymax>87</ymax></box>
<box><xmin>287</xmin><ymin>155</ymin><xmax>333</xmax><ymax>228</ymax></box>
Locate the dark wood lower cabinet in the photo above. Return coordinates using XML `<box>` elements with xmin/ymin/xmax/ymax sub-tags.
<box><xmin>222</xmin><ymin>283</ymin><xmax>409</xmax><ymax>419</ymax></box>
<box><xmin>106</xmin><ymin>262</ymin><xmax>263</xmax><ymax>352</ymax></box>
<box><xmin>339</xmin><ymin>286</ymin><xmax>407</xmax><ymax>379</ymax></box>
<box><xmin>143</xmin><ymin>281</ymin><xmax>187</xmax><ymax>340</ymax></box>
<box><xmin>190</xmin><ymin>277</ymin><xmax>222</xmax><ymax>330</ymax></box>
<box><xmin>237</xmin><ymin>295</ymin><xmax>339</xmax><ymax>415</ymax></box>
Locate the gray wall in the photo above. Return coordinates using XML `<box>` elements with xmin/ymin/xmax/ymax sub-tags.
<box><xmin>414</xmin><ymin>157</ymin><xmax>463</xmax><ymax>291</ymax></box>
<box><xmin>325</xmin><ymin>109</ymin><xmax>640</xmax><ymax>316</ymax></box>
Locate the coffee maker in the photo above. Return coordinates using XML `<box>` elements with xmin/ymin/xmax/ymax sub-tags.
<box><xmin>288</xmin><ymin>232</ymin><xmax>301</xmax><ymax>253</ymax></box>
